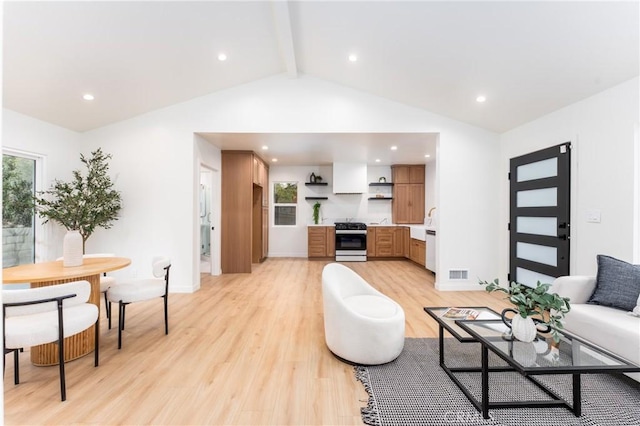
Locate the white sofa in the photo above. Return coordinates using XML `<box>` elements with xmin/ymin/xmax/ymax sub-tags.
<box><xmin>551</xmin><ymin>276</ymin><xmax>640</xmax><ymax>382</ymax></box>
<box><xmin>322</xmin><ymin>263</ymin><xmax>405</xmax><ymax>365</ymax></box>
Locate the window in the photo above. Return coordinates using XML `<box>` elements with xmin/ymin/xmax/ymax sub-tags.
<box><xmin>3</xmin><ymin>152</ymin><xmax>37</xmax><ymax>267</ymax></box>
<box><xmin>273</xmin><ymin>182</ymin><xmax>298</xmax><ymax>226</ymax></box>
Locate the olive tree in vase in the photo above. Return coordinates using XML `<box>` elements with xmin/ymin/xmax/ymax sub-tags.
<box><xmin>33</xmin><ymin>148</ymin><xmax>122</xmax><ymax>266</ymax></box>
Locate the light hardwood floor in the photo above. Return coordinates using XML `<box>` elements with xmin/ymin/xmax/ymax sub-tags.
<box><xmin>4</xmin><ymin>258</ymin><xmax>511</xmax><ymax>425</ymax></box>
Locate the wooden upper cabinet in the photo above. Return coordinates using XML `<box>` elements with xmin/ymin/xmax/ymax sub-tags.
<box><xmin>409</xmin><ymin>166</ymin><xmax>425</xmax><ymax>184</ymax></box>
<box><xmin>253</xmin><ymin>155</ymin><xmax>267</xmax><ymax>187</ymax></box>
<box><xmin>392</xmin><ymin>165</ymin><xmax>425</xmax><ymax>224</ymax></box>
<box><xmin>392</xmin><ymin>165</ymin><xmax>425</xmax><ymax>184</ymax></box>
<box><xmin>251</xmin><ymin>154</ymin><xmax>269</xmax><ymax>206</ymax></box>
<box><xmin>392</xmin><ymin>165</ymin><xmax>411</xmax><ymax>184</ymax></box>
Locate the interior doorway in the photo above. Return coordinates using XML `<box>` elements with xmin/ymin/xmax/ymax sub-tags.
<box><xmin>199</xmin><ymin>166</ymin><xmax>215</xmax><ymax>275</ymax></box>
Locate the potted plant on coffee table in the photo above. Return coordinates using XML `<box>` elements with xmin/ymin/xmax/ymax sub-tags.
<box><xmin>479</xmin><ymin>278</ymin><xmax>571</xmax><ymax>343</ymax></box>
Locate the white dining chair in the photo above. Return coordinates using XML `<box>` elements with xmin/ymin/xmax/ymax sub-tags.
<box><xmin>106</xmin><ymin>256</ymin><xmax>171</xmax><ymax>349</ymax></box>
<box><xmin>3</xmin><ymin>280</ymin><xmax>99</xmax><ymax>401</ymax></box>
<box><xmin>56</xmin><ymin>253</ymin><xmax>116</xmax><ymax>321</ymax></box>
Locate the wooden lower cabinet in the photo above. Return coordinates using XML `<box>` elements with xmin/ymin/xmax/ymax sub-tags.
<box><xmin>308</xmin><ymin>226</ymin><xmax>335</xmax><ymax>258</ymax></box>
<box><xmin>409</xmin><ymin>238</ymin><xmax>426</xmax><ymax>266</ymax></box>
<box><xmin>368</xmin><ymin>227</ymin><xmax>404</xmax><ymax>258</ymax></box>
<box><xmin>367</xmin><ymin>227</ymin><xmax>376</xmax><ymax>257</ymax></box>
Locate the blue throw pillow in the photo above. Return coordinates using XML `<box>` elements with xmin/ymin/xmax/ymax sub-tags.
<box><xmin>588</xmin><ymin>255</ymin><xmax>640</xmax><ymax>311</ymax></box>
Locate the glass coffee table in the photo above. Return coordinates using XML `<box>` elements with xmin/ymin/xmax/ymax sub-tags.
<box><xmin>424</xmin><ymin>307</ymin><xmax>640</xmax><ymax>419</ymax></box>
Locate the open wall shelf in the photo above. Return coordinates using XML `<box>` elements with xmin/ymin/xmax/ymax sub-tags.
<box><xmin>305</xmin><ymin>197</ymin><xmax>329</xmax><ymax>200</ymax></box>
<box><xmin>369</xmin><ymin>182</ymin><xmax>394</xmax><ymax>186</ymax></box>
<box><xmin>368</xmin><ymin>197</ymin><xmax>393</xmax><ymax>200</ymax></box>
<box><xmin>305</xmin><ymin>182</ymin><xmax>328</xmax><ymax>186</ymax></box>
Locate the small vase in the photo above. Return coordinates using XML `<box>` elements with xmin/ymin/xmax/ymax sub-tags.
<box><xmin>63</xmin><ymin>230</ymin><xmax>83</xmax><ymax>267</ymax></box>
<box><xmin>511</xmin><ymin>314</ymin><xmax>537</xmax><ymax>342</ymax></box>
<box><xmin>501</xmin><ymin>308</ymin><xmax>537</xmax><ymax>342</ymax></box>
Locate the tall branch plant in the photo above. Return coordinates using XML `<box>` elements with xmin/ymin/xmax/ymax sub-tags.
<box><xmin>33</xmin><ymin>148</ymin><xmax>122</xmax><ymax>252</ymax></box>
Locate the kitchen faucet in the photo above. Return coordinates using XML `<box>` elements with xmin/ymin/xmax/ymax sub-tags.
<box><xmin>380</xmin><ymin>217</ymin><xmax>388</xmax><ymax>224</ymax></box>
<box><xmin>427</xmin><ymin>207</ymin><xmax>436</xmax><ymax>217</ymax></box>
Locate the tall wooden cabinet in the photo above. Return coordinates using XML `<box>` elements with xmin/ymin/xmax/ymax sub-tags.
<box><xmin>391</xmin><ymin>165</ymin><xmax>425</xmax><ymax>224</ymax></box>
<box><xmin>222</xmin><ymin>151</ymin><xmax>269</xmax><ymax>274</ymax></box>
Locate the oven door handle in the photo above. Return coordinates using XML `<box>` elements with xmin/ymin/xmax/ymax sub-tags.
<box><xmin>335</xmin><ymin>230</ymin><xmax>367</xmax><ymax>234</ymax></box>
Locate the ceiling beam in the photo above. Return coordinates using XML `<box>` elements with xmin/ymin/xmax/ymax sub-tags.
<box><xmin>271</xmin><ymin>1</ymin><xmax>298</xmax><ymax>78</ymax></box>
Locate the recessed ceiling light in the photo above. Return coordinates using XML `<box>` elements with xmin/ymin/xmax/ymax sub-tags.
<box><xmin>272</xmin><ymin>158</ymin><xmax>278</xmax><ymax>162</ymax></box>
<box><xmin>348</xmin><ymin>54</ymin><xmax>358</xmax><ymax>62</ymax></box>
<box><xmin>424</xmin><ymin>154</ymin><xmax>431</xmax><ymax>158</ymax></box>
<box><xmin>375</xmin><ymin>159</ymin><xmax>381</xmax><ymax>163</ymax></box>
<box><xmin>262</xmin><ymin>145</ymin><xmax>269</xmax><ymax>150</ymax></box>
<box><xmin>476</xmin><ymin>95</ymin><xmax>486</xmax><ymax>103</ymax></box>
<box><xmin>218</xmin><ymin>53</ymin><xmax>227</xmax><ymax>61</ymax></box>
<box><xmin>390</xmin><ymin>146</ymin><xmax>398</xmax><ymax>151</ymax></box>
<box><xmin>82</xmin><ymin>94</ymin><xmax>94</xmax><ymax>101</ymax></box>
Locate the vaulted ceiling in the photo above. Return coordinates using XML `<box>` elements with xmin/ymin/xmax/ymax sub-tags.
<box><xmin>3</xmin><ymin>1</ymin><xmax>639</xmax><ymax>134</ymax></box>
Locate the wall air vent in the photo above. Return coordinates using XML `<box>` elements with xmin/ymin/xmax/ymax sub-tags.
<box><xmin>448</xmin><ymin>269</ymin><xmax>469</xmax><ymax>280</ymax></box>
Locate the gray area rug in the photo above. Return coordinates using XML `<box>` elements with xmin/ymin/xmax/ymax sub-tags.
<box><xmin>355</xmin><ymin>338</ymin><xmax>640</xmax><ymax>426</ymax></box>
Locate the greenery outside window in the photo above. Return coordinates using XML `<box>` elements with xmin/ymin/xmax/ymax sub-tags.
<box><xmin>273</xmin><ymin>182</ymin><xmax>297</xmax><ymax>226</ymax></box>
<box><xmin>3</xmin><ymin>151</ymin><xmax>38</xmax><ymax>267</ymax></box>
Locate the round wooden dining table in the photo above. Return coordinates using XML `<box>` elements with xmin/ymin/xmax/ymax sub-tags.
<box><xmin>3</xmin><ymin>257</ymin><xmax>131</xmax><ymax>366</ymax></box>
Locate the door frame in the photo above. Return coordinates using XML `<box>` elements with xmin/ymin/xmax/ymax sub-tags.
<box><xmin>199</xmin><ymin>164</ymin><xmax>220</xmax><ymax>276</ymax></box>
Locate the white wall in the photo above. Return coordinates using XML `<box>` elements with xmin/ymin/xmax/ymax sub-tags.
<box><xmin>2</xmin><ymin>109</ymin><xmax>82</xmax><ymax>262</ymax></box>
<box><xmin>425</xmin><ymin>159</ymin><xmax>437</xmax><ymax>223</ymax></box>
<box><xmin>9</xmin><ymin>74</ymin><xmax>500</xmax><ymax>292</ymax></box>
<box><xmin>500</xmin><ymin>77</ymin><xmax>640</xmax><ymax>279</ymax></box>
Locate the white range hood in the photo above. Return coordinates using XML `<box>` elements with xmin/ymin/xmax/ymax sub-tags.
<box><xmin>333</xmin><ymin>162</ymin><xmax>367</xmax><ymax>194</ymax></box>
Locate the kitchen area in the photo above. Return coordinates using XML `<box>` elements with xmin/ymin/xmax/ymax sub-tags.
<box><xmin>297</xmin><ymin>162</ymin><xmax>437</xmax><ymax>273</ymax></box>
<box><xmin>218</xmin><ymin>134</ymin><xmax>438</xmax><ymax>275</ymax></box>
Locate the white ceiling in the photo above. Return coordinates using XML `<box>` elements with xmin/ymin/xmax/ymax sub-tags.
<box><xmin>198</xmin><ymin>132</ymin><xmax>438</xmax><ymax>166</ymax></box>
<box><xmin>3</xmin><ymin>1</ymin><xmax>639</xmax><ymax>161</ymax></box>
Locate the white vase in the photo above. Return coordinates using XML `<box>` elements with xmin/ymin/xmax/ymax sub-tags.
<box><xmin>511</xmin><ymin>314</ymin><xmax>537</xmax><ymax>342</ymax></box>
<box><xmin>63</xmin><ymin>230</ymin><xmax>83</xmax><ymax>267</ymax></box>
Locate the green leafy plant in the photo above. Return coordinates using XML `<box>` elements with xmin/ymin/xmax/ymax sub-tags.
<box><xmin>312</xmin><ymin>201</ymin><xmax>321</xmax><ymax>224</ymax></box>
<box><xmin>33</xmin><ymin>148</ymin><xmax>122</xmax><ymax>252</ymax></box>
<box><xmin>479</xmin><ymin>278</ymin><xmax>571</xmax><ymax>342</ymax></box>
<box><xmin>3</xmin><ymin>155</ymin><xmax>34</xmax><ymax>227</ymax></box>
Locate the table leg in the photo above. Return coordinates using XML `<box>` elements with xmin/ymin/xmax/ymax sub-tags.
<box><xmin>30</xmin><ymin>273</ymin><xmax>100</xmax><ymax>366</ymax></box>
<box><xmin>481</xmin><ymin>344</ymin><xmax>490</xmax><ymax>419</ymax></box>
<box><xmin>439</xmin><ymin>324</ymin><xmax>444</xmax><ymax>366</ymax></box>
<box><xmin>572</xmin><ymin>374</ymin><xmax>582</xmax><ymax>416</ymax></box>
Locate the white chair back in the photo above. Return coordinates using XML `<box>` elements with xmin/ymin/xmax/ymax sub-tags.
<box><xmin>3</xmin><ymin>281</ymin><xmax>91</xmax><ymax>317</ymax></box>
<box><xmin>152</xmin><ymin>256</ymin><xmax>171</xmax><ymax>278</ymax></box>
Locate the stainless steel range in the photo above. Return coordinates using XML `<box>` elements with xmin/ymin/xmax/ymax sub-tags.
<box><xmin>334</xmin><ymin>222</ymin><xmax>367</xmax><ymax>262</ymax></box>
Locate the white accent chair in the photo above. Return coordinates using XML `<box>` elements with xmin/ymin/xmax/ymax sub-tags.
<box><xmin>106</xmin><ymin>257</ymin><xmax>171</xmax><ymax>349</ymax></box>
<box><xmin>322</xmin><ymin>263</ymin><xmax>405</xmax><ymax>365</ymax></box>
<box><xmin>56</xmin><ymin>253</ymin><xmax>116</xmax><ymax>321</ymax></box>
<box><xmin>3</xmin><ymin>280</ymin><xmax>99</xmax><ymax>401</ymax></box>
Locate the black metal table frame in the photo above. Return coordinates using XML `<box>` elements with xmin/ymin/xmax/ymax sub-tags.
<box><xmin>424</xmin><ymin>307</ymin><xmax>640</xmax><ymax>420</ymax></box>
